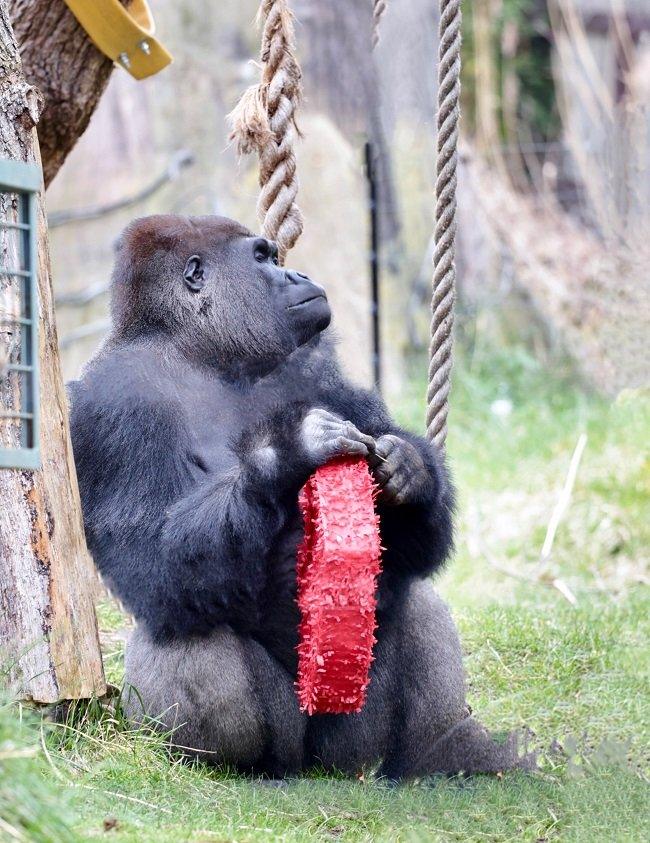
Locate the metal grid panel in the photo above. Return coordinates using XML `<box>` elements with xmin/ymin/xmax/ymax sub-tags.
<box><xmin>0</xmin><ymin>159</ymin><xmax>40</xmax><ymax>470</ymax></box>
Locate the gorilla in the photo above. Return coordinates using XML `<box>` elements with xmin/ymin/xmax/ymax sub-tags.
<box><xmin>69</xmin><ymin>215</ymin><xmax>531</xmax><ymax>781</ymax></box>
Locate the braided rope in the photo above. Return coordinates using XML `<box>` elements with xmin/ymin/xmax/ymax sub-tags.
<box><xmin>229</xmin><ymin>0</ymin><xmax>303</xmax><ymax>263</ymax></box>
<box><xmin>426</xmin><ymin>0</ymin><xmax>461</xmax><ymax>448</ymax></box>
<box><xmin>372</xmin><ymin>0</ymin><xmax>387</xmax><ymax>49</ymax></box>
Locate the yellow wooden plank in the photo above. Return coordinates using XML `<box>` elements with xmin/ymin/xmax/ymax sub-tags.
<box><xmin>64</xmin><ymin>0</ymin><xmax>172</xmax><ymax>80</ymax></box>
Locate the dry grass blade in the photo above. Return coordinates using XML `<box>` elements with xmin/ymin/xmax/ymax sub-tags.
<box><xmin>540</xmin><ymin>433</ymin><xmax>588</xmax><ymax>564</ymax></box>
<box><xmin>551</xmin><ymin>577</ymin><xmax>578</xmax><ymax>605</ymax></box>
<box><xmin>0</xmin><ymin>815</ymin><xmax>24</xmax><ymax>842</ymax></box>
<box><xmin>77</xmin><ymin>784</ymin><xmax>173</xmax><ymax>814</ymax></box>
<box><xmin>0</xmin><ymin>747</ymin><xmax>38</xmax><ymax>760</ymax></box>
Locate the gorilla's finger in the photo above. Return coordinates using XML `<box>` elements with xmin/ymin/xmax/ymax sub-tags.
<box><xmin>379</xmin><ymin>453</ymin><xmax>403</xmax><ymax>479</ymax></box>
<box><xmin>370</xmin><ymin>466</ymin><xmax>386</xmax><ymax>486</ymax></box>
<box><xmin>386</xmin><ymin>468</ymin><xmax>409</xmax><ymax>494</ymax></box>
<box><xmin>381</xmin><ymin>468</ymin><xmax>412</xmax><ymax>503</ymax></box>
<box><xmin>319</xmin><ymin>419</ymin><xmax>355</xmax><ymax>434</ymax></box>
<box><xmin>369</xmin><ymin>437</ymin><xmax>400</xmax><ymax>470</ymax></box>
<box><xmin>321</xmin><ymin>422</ymin><xmax>374</xmax><ymax>451</ymax></box>
<box><xmin>332</xmin><ymin>436</ymin><xmax>369</xmax><ymax>456</ymax></box>
<box><xmin>381</xmin><ymin>479</ymin><xmax>399</xmax><ymax>503</ymax></box>
<box><xmin>343</xmin><ymin>422</ymin><xmax>376</xmax><ymax>451</ymax></box>
<box><xmin>311</xmin><ymin>408</ymin><xmax>343</xmax><ymax>424</ymax></box>
<box><xmin>386</xmin><ymin>474</ymin><xmax>412</xmax><ymax>505</ymax></box>
<box><xmin>367</xmin><ymin>449</ymin><xmax>387</xmax><ymax>468</ymax></box>
<box><xmin>374</xmin><ymin>435</ymin><xmax>400</xmax><ymax>461</ymax></box>
<box><xmin>373</xmin><ymin>442</ymin><xmax>390</xmax><ymax>461</ymax></box>
<box><xmin>372</xmin><ymin>461</ymin><xmax>396</xmax><ymax>487</ymax></box>
<box><xmin>367</xmin><ymin>454</ymin><xmax>383</xmax><ymax>470</ymax></box>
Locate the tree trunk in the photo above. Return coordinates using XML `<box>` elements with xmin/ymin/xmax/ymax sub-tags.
<box><xmin>0</xmin><ymin>0</ymin><xmax>105</xmax><ymax>702</ymax></box>
<box><xmin>9</xmin><ymin>0</ymin><xmax>123</xmax><ymax>188</ymax></box>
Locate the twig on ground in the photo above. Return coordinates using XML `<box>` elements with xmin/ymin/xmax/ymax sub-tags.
<box><xmin>40</xmin><ymin>724</ymin><xmax>70</xmax><ymax>784</ymax></box>
<box><xmin>539</xmin><ymin>432</ymin><xmax>588</xmax><ymax>565</ymax></box>
<box><xmin>46</xmin><ymin>723</ymin><xmax>173</xmax><ymax>808</ymax></box>
<box><xmin>486</xmin><ymin>639</ymin><xmax>513</xmax><ymax>675</ymax></box>
<box><xmin>78</xmin><ymin>785</ymin><xmax>173</xmax><ymax>814</ymax></box>
<box><xmin>549</xmin><ymin>577</ymin><xmax>578</xmax><ymax>605</ymax></box>
<box><xmin>0</xmin><ymin>816</ymin><xmax>23</xmax><ymax>841</ymax></box>
<box><xmin>0</xmin><ymin>747</ymin><xmax>38</xmax><ymax>760</ymax></box>
<box><xmin>487</xmin><ymin>558</ymin><xmax>578</xmax><ymax>606</ymax></box>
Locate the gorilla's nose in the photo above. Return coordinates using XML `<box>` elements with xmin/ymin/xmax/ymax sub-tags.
<box><xmin>286</xmin><ymin>270</ymin><xmax>311</xmax><ymax>284</ymax></box>
<box><xmin>286</xmin><ymin>270</ymin><xmax>326</xmax><ymax>296</ymax></box>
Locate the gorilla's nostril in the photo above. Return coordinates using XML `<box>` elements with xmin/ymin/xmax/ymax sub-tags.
<box><xmin>286</xmin><ymin>270</ymin><xmax>304</xmax><ymax>284</ymax></box>
<box><xmin>286</xmin><ymin>270</ymin><xmax>312</xmax><ymax>284</ymax></box>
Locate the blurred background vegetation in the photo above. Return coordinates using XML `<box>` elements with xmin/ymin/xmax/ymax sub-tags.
<box><xmin>2</xmin><ymin>0</ymin><xmax>648</xmax><ymax>839</ymax></box>
<box><xmin>48</xmin><ymin>0</ymin><xmax>649</xmax><ymax>401</ymax></box>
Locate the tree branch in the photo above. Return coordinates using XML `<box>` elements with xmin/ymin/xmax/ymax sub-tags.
<box><xmin>49</xmin><ymin>149</ymin><xmax>194</xmax><ymax>227</ymax></box>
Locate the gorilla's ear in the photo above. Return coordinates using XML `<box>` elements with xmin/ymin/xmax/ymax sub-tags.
<box><xmin>183</xmin><ymin>255</ymin><xmax>205</xmax><ymax>292</ymax></box>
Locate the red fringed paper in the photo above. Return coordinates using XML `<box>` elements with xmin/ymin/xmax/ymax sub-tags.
<box><xmin>296</xmin><ymin>456</ymin><xmax>382</xmax><ymax>715</ymax></box>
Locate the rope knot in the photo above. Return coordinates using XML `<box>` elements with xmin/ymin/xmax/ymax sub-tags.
<box><xmin>229</xmin><ymin>0</ymin><xmax>303</xmax><ymax>263</ymax></box>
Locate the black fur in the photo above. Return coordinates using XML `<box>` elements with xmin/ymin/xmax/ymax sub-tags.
<box><xmin>70</xmin><ymin>215</ymin><xmax>533</xmax><ymax>780</ymax></box>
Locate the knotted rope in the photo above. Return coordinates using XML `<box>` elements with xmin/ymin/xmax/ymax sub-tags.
<box><xmin>372</xmin><ymin>0</ymin><xmax>387</xmax><ymax>49</ymax></box>
<box><xmin>229</xmin><ymin>0</ymin><xmax>303</xmax><ymax>263</ymax></box>
<box><xmin>426</xmin><ymin>0</ymin><xmax>462</xmax><ymax>448</ymax></box>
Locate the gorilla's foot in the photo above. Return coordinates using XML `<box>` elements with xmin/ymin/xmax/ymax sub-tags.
<box><xmin>378</xmin><ymin>715</ymin><xmax>536</xmax><ymax>781</ymax></box>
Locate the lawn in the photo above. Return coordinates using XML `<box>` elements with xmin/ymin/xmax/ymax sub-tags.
<box><xmin>2</xmin><ymin>346</ymin><xmax>648</xmax><ymax>842</ymax></box>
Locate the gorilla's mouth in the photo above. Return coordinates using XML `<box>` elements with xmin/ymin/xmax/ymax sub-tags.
<box><xmin>287</xmin><ymin>293</ymin><xmax>327</xmax><ymax>310</ymax></box>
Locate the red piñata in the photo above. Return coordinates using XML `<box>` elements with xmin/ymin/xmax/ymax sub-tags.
<box><xmin>296</xmin><ymin>456</ymin><xmax>382</xmax><ymax>715</ymax></box>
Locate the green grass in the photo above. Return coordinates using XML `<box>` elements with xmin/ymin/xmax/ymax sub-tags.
<box><xmin>3</xmin><ymin>345</ymin><xmax>649</xmax><ymax>842</ymax></box>
<box><xmin>0</xmin><ymin>698</ymin><xmax>78</xmax><ymax>842</ymax></box>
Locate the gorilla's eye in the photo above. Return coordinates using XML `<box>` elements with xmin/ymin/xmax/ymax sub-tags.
<box><xmin>253</xmin><ymin>238</ymin><xmax>279</xmax><ymax>265</ymax></box>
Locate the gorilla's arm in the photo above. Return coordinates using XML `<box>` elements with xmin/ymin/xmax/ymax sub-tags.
<box><xmin>321</xmin><ymin>383</ymin><xmax>454</xmax><ymax>582</ymax></box>
<box><xmin>372</xmin><ymin>428</ymin><xmax>454</xmax><ymax>579</ymax></box>
<box><xmin>71</xmin><ymin>387</ymin><xmax>315</xmax><ymax>640</ymax></box>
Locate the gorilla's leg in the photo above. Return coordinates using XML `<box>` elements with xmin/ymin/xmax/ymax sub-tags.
<box><xmin>305</xmin><ymin>581</ymin><xmax>532</xmax><ymax>780</ymax></box>
<box><xmin>124</xmin><ymin>626</ymin><xmax>305</xmax><ymax>776</ymax></box>
<box><xmin>303</xmin><ymin>580</ymin><xmax>454</xmax><ymax>776</ymax></box>
<box><xmin>303</xmin><ymin>627</ymin><xmax>396</xmax><ymax>775</ymax></box>
<box><xmin>377</xmin><ymin>581</ymin><xmax>534</xmax><ymax>780</ymax></box>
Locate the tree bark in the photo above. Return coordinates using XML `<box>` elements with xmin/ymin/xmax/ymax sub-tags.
<box><xmin>9</xmin><ymin>0</ymin><xmax>122</xmax><ymax>188</ymax></box>
<box><xmin>0</xmin><ymin>0</ymin><xmax>105</xmax><ymax>702</ymax></box>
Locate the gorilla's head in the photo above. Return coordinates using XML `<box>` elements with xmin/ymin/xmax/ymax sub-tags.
<box><xmin>110</xmin><ymin>215</ymin><xmax>331</xmax><ymax>368</ymax></box>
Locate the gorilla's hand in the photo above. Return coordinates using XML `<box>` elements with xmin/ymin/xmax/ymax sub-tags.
<box><xmin>369</xmin><ymin>435</ymin><xmax>431</xmax><ymax>505</ymax></box>
<box><xmin>301</xmin><ymin>408</ymin><xmax>375</xmax><ymax>466</ymax></box>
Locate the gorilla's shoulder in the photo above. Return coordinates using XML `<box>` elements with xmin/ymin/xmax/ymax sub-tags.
<box><xmin>70</xmin><ymin>340</ymin><xmax>172</xmax><ymax>412</ymax></box>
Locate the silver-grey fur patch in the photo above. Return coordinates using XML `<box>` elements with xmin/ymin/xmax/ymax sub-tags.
<box><xmin>124</xmin><ymin>625</ymin><xmax>266</xmax><ymax>766</ymax></box>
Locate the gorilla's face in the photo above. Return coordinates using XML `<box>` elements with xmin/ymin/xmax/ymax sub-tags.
<box><xmin>250</xmin><ymin>237</ymin><xmax>331</xmax><ymax>350</ymax></box>
<box><xmin>184</xmin><ymin>233</ymin><xmax>331</xmax><ymax>362</ymax></box>
<box><xmin>111</xmin><ymin>215</ymin><xmax>332</xmax><ymax>370</ymax></box>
